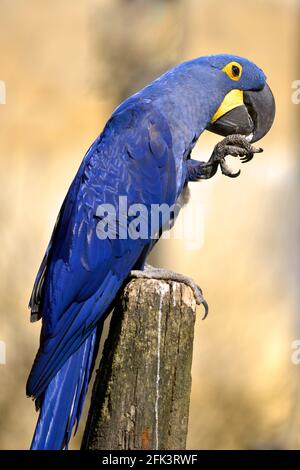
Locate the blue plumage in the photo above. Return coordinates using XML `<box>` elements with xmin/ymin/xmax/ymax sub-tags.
<box><xmin>27</xmin><ymin>55</ymin><xmax>268</xmax><ymax>449</ymax></box>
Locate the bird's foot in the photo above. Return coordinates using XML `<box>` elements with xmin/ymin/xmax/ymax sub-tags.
<box><xmin>129</xmin><ymin>264</ymin><xmax>209</xmax><ymax>319</ymax></box>
<box><xmin>199</xmin><ymin>134</ymin><xmax>263</xmax><ymax>179</ymax></box>
<box><xmin>211</xmin><ymin>134</ymin><xmax>263</xmax><ymax>177</ymax></box>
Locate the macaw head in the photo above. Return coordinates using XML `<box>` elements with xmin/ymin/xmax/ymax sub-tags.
<box><xmin>203</xmin><ymin>54</ymin><xmax>275</xmax><ymax>143</ymax></box>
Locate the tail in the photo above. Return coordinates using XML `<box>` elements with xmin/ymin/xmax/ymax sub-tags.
<box><xmin>30</xmin><ymin>328</ymin><xmax>98</xmax><ymax>450</ymax></box>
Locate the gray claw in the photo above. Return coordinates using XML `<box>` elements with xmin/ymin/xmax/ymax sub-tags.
<box><xmin>215</xmin><ymin>135</ymin><xmax>264</xmax><ymax>177</ymax></box>
<box><xmin>240</xmin><ymin>154</ymin><xmax>254</xmax><ymax>163</ymax></box>
<box><xmin>129</xmin><ymin>266</ymin><xmax>209</xmax><ymax>319</ymax></box>
<box><xmin>201</xmin><ymin>298</ymin><xmax>209</xmax><ymax>320</ymax></box>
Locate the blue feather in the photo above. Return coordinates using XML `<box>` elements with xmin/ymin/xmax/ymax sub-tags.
<box><xmin>31</xmin><ymin>329</ymin><xmax>97</xmax><ymax>450</ymax></box>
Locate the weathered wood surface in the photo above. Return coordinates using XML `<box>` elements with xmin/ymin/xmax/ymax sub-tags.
<box><xmin>82</xmin><ymin>278</ymin><xmax>197</xmax><ymax>450</ymax></box>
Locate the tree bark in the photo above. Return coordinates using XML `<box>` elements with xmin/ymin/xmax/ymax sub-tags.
<box><xmin>82</xmin><ymin>278</ymin><xmax>197</xmax><ymax>450</ymax></box>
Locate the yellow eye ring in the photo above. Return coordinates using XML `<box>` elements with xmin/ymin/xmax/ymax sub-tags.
<box><xmin>222</xmin><ymin>61</ymin><xmax>242</xmax><ymax>81</ymax></box>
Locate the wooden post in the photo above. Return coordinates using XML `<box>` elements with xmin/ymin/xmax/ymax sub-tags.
<box><xmin>81</xmin><ymin>278</ymin><xmax>197</xmax><ymax>450</ymax></box>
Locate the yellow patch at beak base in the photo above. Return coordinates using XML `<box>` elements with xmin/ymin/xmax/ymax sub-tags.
<box><xmin>211</xmin><ymin>89</ymin><xmax>244</xmax><ymax>123</ymax></box>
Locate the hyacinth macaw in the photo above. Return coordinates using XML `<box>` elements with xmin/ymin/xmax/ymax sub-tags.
<box><xmin>27</xmin><ymin>54</ymin><xmax>275</xmax><ymax>449</ymax></box>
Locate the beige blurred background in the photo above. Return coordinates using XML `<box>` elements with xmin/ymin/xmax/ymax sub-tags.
<box><xmin>0</xmin><ymin>0</ymin><xmax>299</xmax><ymax>450</ymax></box>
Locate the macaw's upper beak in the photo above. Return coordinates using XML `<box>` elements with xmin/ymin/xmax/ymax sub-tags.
<box><xmin>206</xmin><ymin>83</ymin><xmax>275</xmax><ymax>143</ymax></box>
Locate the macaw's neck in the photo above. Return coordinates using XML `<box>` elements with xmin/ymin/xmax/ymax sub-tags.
<box><xmin>139</xmin><ymin>61</ymin><xmax>230</xmax><ymax>192</ymax></box>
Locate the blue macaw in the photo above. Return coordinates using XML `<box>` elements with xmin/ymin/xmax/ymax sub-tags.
<box><xmin>27</xmin><ymin>54</ymin><xmax>275</xmax><ymax>449</ymax></box>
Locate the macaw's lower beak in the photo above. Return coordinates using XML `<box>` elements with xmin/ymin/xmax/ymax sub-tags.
<box><xmin>207</xmin><ymin>83</ymin><xmax>275</xmax><ymax>143</ymax></box>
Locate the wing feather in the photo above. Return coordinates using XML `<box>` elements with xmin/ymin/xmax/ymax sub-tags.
<box><xmin>27</xmin><ymin>101</ymin><xmax>177</xmax><ymax>397</ymax></box>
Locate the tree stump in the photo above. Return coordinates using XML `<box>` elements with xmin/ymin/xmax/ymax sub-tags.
<box><xmin>82</xmin><ymin>278</ymin><xmax>197</xmax><ymax>450</ymax></box>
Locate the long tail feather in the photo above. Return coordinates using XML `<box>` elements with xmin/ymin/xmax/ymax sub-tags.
<box><xmin>30</xmin><ymin>328</ymin><xmax>97</xmax><ymax>450</ymax></box>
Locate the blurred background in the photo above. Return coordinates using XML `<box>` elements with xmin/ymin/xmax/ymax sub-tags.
<box><xmin>0</xmin><ymin>0</ymin><xmax>299</xmax><ymax>450</ymax></box>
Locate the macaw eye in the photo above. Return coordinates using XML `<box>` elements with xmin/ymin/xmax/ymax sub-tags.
<box><xmin>222</xmin><ymin>61</ymin><xmax>243</xmax><ymax>81</ymax></box>
<box><xmin>232</xmin><ymin>65</ymin><xmax>240</xmax><ymax>77</ymax></box>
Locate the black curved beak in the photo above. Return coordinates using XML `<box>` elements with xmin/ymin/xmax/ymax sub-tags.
<box><xmin>207</xmin><ymin>83</ymin><xmax>275</xmax><ymax>143</ymax></box>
